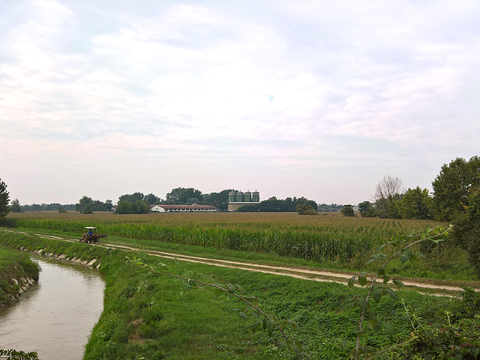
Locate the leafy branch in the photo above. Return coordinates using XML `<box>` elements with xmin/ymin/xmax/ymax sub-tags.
<box><xmin>348</xmin><ymin>225</ymin><xmax>452</xmax><ymax>359</ymax></box>
<box><xmin>126</xmin><ymin>256</ymin><xmax>310</xmax><ymax>359</ymax></box>
<box><xmin>0</xmin><ymin>349</ymin><xmax>39</xmax><ymax>360</ymax></box>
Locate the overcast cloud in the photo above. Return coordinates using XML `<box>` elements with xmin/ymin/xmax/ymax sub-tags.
<box><xmin>1</xmin><ymin>0</ymin><xmax>479</xmax><ymax>205</ymax></box>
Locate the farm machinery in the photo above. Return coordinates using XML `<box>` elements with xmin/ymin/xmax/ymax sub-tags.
<box><xmin>81</xmin><ymin>227</ymin><xmax>107</xmax><ymax>244</ymax></box>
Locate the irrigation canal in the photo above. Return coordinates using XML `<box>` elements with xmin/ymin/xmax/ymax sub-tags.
<box><xmin>0</xmin><ymin>256</ymin><xmax>105</xmax><ymax>360</ymax></box>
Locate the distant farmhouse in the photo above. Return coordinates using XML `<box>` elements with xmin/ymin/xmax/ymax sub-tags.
<box><xmin>150</xmin><ymin>204</ymin><xmax>219</xmax><ymax>213</ymax></box>
<box><xmin>228</xmin><ymin>190</ymin><xmax>260</xmax><ymax>211</ymax></box>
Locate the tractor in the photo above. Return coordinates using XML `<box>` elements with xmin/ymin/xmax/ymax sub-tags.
<box><xmin>81</xmin><ymin>227</ymin><xmax>107</xmax><ymax>244</ymax></box>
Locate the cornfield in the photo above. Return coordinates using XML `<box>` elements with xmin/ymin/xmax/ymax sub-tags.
<box><xmin>3</xmin><ymin>212</ymin><xmax>443</xmax><ymax>263</ymax></box>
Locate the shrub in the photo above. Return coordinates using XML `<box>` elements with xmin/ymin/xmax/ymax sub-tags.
<box><xmin>400</xmin><ymin>313</ymin><xmax>480</xmax><ymax>359</ymax></box>
<box><xmin>296</xmin><ymin>204</ymin><xmax>318</xmax><ymax>215</ymax></box>
<box><xmin>82</xmin><ymin>206</ymin><xmax>93</xmax><ymax>214</ymax></box>
<box><xmin>340</xmin><ymin>205</ymin><xmax>355</xmax><ymax>217</ymax></box>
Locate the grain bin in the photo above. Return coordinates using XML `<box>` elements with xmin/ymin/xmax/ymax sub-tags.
<box><xmin>236</xmin><ymin>191</ymin><xmax>245</xmax><ymax>202</ymax></box>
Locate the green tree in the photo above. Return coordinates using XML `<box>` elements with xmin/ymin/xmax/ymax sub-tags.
<box><xmin>340</xmin><ymin>205</ymin><xmax>355</xmax><ymax>217</ymax></box>
<box><xmin>432</xmin><ymin>156</ymin><xmax>480</xmax><ymax>221</ymax></box>
<box><xmin>399</xmin><ymin>187</ymin><xmax>433</xmax><ymax>219</ymax></box>
<box><xmin>387</xmin><ymin>198</ymin><xmax>402</xmax><ymax>219</ymax></box>
<box><xmin>132</xmin><ymin>200</ymin><xmax>150</xmax><ymax>214</ymax></box>
<box><xmin>451</xmin><ymin>189</ymin><xmax>480</xmax><ymax>279</ymax></box>
<box><xmin>115</xmin><ymin>200</ymin><xmax>150</xmax><ymax>214</ymax></box>
<box><xmin>114</xmin><ymin>201</ymin><xmax>132</xmax><ymax>214</ymax></box>
<box><xmin>203</xmin><ymin>189</ymin><xmax>234</xmax><ymax>211</ymax></box>
<box><xmin>166</xmin><ymin>188</ymin><xmax>203</xmax><ymax>204</ymax></box>
<box><xmin>296</xmin><ymin>197</ymin><xmax>318</xmax><ymax>211</ymax></box>
<box><xmin>186</xmin><ymin>197</ymin><xmax>200</xmax><ymax>205</ymax></box>
<box><xmin>0</xmin><ymin>178</ymin><xmax>10</xmax><ymax>218</ymax></box>
<box><xmin>358</xmin><ymin>201</ymin><xmax>376</xmax><ymax>217</ymax></box>
<box><xmin>10</xmin><ymin>199</ymin><xmax>22</xmax><ymax>213</ymax></box>
<box><xmin>119</xmin><ymin>192</ymin><xmax>144</xmax><ymax>203</ymax></box>
<box><xmin>144</xmin><ymin>193</ymin><xmax>160</xmax><ymax>205</ymax></box>
<box><xmin>238</xmin><ymin>197</ymin><xmax>317</xmax><ymax>213</ymax></box>
<box><xmin>75</xmin><ymin>196</ymin><xmax>93</xmax><ymax>212</ymax></box>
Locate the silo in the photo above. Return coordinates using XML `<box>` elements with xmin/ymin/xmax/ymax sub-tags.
<box><xmin>244</xmin><ymin>191</ymin><xmax>252</xmax><ymax>202</ymax></box>
<box><xmin>237</xmin><ymin>191</ymin><xmax>245</xmax><ymax>202</ymax></box>
<box><xmin>252</xmin><ymin>190</ymin><xmax>260</xmax><ymax>202</ymax></box>
<box><xmin>229</xmin><ymin>191</ymin><xmax>236</xmax><ymax>203</ymax></box>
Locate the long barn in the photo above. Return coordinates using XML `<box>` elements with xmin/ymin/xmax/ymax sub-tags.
<box><xmin>150</xmin><ymin>205</ymin><xmax>219</xmax><ymax>212</ymax></box>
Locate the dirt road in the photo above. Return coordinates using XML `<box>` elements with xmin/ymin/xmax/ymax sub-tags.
<box><xmin>4</xmin><ymin>229</ymin><xmax>479</xmax><ymax>296</ymax></box>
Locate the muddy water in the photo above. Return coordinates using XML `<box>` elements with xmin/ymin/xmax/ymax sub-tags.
<box><xmin>0</xmin><ymin>256</ymin><xmax>105</xmax><ymax>360</ymax></box>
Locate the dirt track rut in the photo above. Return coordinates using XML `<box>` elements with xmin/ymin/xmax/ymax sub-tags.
<box><xmin>3</xmin><ymin>229</ymin><xmax>479</xmax><ymax>296</ymax></box>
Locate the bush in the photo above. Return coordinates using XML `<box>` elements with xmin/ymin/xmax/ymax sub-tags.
<box><xmin>399</xmin><ymin>313</ymin><xmax>480</xmax><ymax>359</ymax></box>
<box><xmin>82</xmin><ymin>206</ymin><xmax>93</xmax><ymax>214</ymax></box>
<box><xmin>452</xmin><ymin>287</ymin><xmax>480</xmax><ymax>321</ymax></box>
<box><xmin>340</xmin><ymin>205</ymin><xmax>355</xmax><ymax>217</ymax></box>
<box><xmin>296</xmin><ymin>204</ymin><xmax>318</xmax><ymax>215</ymax></box>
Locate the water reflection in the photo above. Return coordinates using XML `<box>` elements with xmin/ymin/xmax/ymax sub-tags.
<box><xmin>0</xmin><ymin>256</ymin><xmax>105</xmax><ymax>360</ymax></box>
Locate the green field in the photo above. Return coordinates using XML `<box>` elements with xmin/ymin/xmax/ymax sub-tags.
<box><xmin>1</xmin><ymin>212</ymin><xmax>480</xmax><ymax>359</ymax></box>
<box><xmin>3</xmin><ymin>211</ymin><xmax>475</xmax><ymax>281</ymax></box>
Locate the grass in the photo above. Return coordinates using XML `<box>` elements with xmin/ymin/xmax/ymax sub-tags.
<box><xmin>1</xmin><ymin>230</ymin><xmax>479</xmax><ymax>359</ymax></box>
<box><xmin>0</xmin><ymin>246</ymin><xmax>40</xmax><ymax>306</ymax></box>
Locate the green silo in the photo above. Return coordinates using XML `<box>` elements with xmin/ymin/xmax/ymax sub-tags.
<box><xmin>244</xmin><ymin>191</ymin><xmax>252</xmax><ymax>202</ymax></box>
<box><xmin>237</xmin><ymin>191</ymin><xmax>245</xmax><ymax>202</ymax></box>
<box><xmin>252</xmin><ymin>191</ymin><xmax>260</xmax><ymax>202</ymax></box>
<box><xmin>229</xmin><ymin>191</ymin><xmax>235</xmax><ymax>203</ymax></box>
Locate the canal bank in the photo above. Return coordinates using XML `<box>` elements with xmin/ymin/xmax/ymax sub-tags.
<box><xmin>0</xmin><ymin>256</ymin><xmax>105</xmax><ymax>360</ymax></box>
<box><xmin>0</xmin><ymin>230</ymin><xmax>269</xmax><ymax>359</ymax></box>
<box><xmin>0</xmin><ymin>246</ymin><xmax>40</xmax><ymax>308</ymax></box>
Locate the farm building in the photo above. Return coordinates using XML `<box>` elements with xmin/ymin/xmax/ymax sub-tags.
<box><xmin>228</xmin><ymin>190</ymin><xmax>260</xmax><ymax>211</ymax></box>
<box><xmin>151</xmin><ymin>205</ymin><xmax>219</xmax><ymax>213</ymax></box>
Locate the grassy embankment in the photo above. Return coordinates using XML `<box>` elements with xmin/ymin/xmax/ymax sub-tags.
<box><xmin>3</xmin><ymin>211</ymin><xmax>477</xmax><ymax>282</ymax></box>
<box><xmin>1</xmin><ymin>230</ymin><xmax>478</xmax><ymax>359</ymax></box>
<box><xmin>0</xmin><ymin>244</ymin><xmax>40</xmax><ymax>307</ymax></box>
<box><xmin>2</xmin><ymin>212</ymin><xmax>480</xmax><ymax>358</ymax></box>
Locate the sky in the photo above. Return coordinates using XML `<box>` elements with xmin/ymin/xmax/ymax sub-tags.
<box><xmin>1</xmin><ymin>0</ymin><xmax>479</xmax><ymax>205</ymax></box>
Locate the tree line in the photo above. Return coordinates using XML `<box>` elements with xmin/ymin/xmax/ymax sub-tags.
<box><xmin>236</xmin><ymin>196</ymin><xmax>318</xmax><ymax>212</ymax></box>
<box><xmin>9</xmin><ymin>201</ymin><xmax>76</xmax><ymax>213</ymax></box>
<box><xmin>352</xmin><ymin>156</ymin><xmax>480</xmax><ymax>222</ymax></box>
<box><xmin>77</xmin><ymin>188</ymin><xmax>237</xmax><ymax>214</ymax></box>
<box><xmin>344</xmin><ymin>156</ymin><xmax>480</xmax><ymax>277</ymax></box>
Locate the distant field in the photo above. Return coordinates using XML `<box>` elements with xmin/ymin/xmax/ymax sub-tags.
<box><xmin>7</xmin><ymin>210</ymin><xmax>442</xmax><ymax>229</ymax></box>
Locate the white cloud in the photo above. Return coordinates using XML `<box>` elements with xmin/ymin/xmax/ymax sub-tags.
<box><xmin>1</xmin><ymin>0</ymin><xmax>479</xmax><ymax>203</ymax></box>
